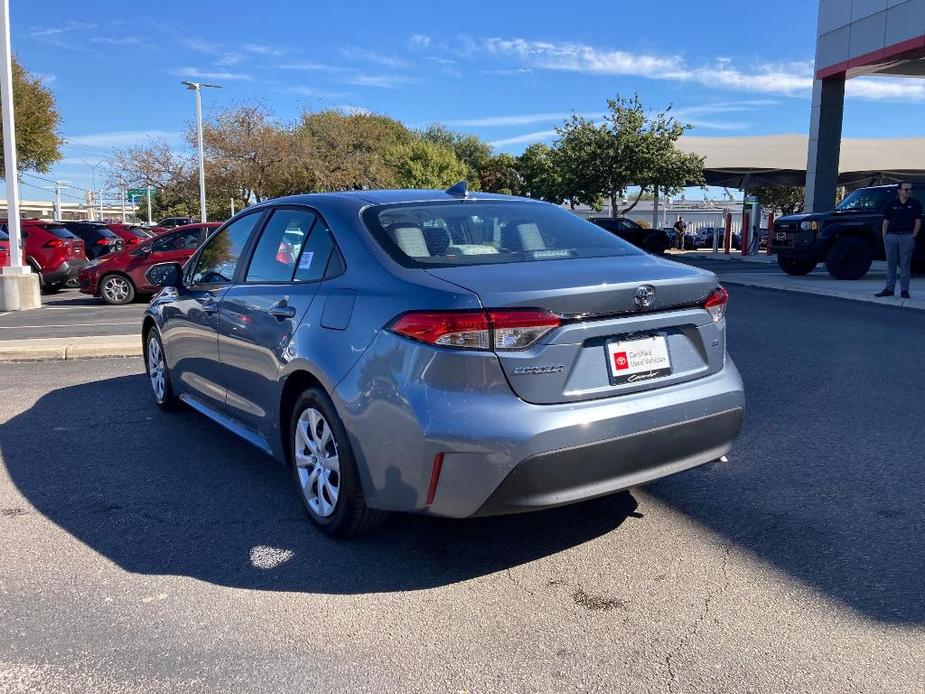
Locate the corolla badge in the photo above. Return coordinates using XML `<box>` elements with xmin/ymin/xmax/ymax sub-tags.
<box><xmin>634</xmin><ymin>285</ymin><xmax>656</xmax><ymax>309</ymax></box>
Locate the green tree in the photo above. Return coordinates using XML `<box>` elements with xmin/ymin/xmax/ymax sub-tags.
<box><xmin>516</xmin><ymin>143</ymin><xmax>563</xmax><ymax>203</ymax></box>
<box><xmin>387</xmin><ymin>138</ymin><xmax>470</xmax><ymax>189</ymax></box>
<box><xmin>0</xmin><ymin>58</ymin><xmax>62</xmax><ymax>175</ymax></box>
<box><xmin>478</xmin><ymin>153</ymin><xmax>522</xmax><ymax>194</ymax></box>
<box><xmin>753</xmin><ymin>185</ymin><xmax>804</xmax><ymax>215</ymax></box>
<box><xmin>418</xmin><ymin>124</ymin><xmax>491</xmax><ymax>189</ymax></box>
<box><xmin>552</xmin><ymin>114</ymin><xmax>607</xmax><ymax>210</ymax></box>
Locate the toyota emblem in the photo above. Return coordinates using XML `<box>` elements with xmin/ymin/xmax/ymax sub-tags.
<box><xmin>634</xmin><ymin>285</ymin><xmax>656</xmax><ymax>309</ymax></box>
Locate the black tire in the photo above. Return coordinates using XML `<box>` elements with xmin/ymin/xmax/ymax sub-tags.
<box><xmin>145</xmin><ymin>328</ymin><xmax>180</xmax><ymax>410</ymax></box>
<box><xmin>777</xmin><ymin>256</ymin><xmax>817</xmax><ymax>276</ymax></box>
<box><xmin>825</xmin><ymin>236</ymin><xmax>874</xmax><ymax>280</ymax></box>
<box><xmin>99</xmin><ymin>273</ymin><xmax>136</xmax><ymax>305</ymax></box>
<box><xmin>41</xmin><ymin>282</ymin><xmax>63</xmax><ymax>294</ymax></box>
<box><xmin>289</xmin><ymin>388</ymin><xmax>388</xmax><ymax>538</ymax></box>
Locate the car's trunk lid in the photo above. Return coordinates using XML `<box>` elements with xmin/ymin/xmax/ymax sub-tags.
<box><xmin>426</xmin><ymin>256</ymin><xmax>725</xmax><ymax>404</ymax></box>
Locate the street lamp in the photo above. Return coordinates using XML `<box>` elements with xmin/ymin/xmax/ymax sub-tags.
<box><xmin>181</xmin><ymin>80</ymin><xmax>222</xmax><ymax>223</ymax></box>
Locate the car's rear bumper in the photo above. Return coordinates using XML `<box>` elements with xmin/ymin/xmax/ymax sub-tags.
<box><xmin>43</xmin><ymin>258</ymin><xmax>88</xmax><ymax>285</ymax></box>
<box><xmin>334</xmin><ymin>332</ymin><xmax>745</xmax><ymax>518</ymax></box>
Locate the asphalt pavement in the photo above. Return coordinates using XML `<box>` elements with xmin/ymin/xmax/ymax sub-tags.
<box><xmin>0</xmin><ymin>285</ymin><xmax>923</xmax><ymax>693</ymax></box>
<box><xmin>0</xmin><ymin>289</ymin><xmax>145</xmax><ymax>340</ymax></box>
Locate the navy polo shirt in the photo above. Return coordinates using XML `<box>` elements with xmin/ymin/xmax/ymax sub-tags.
<box><xmin>884</xmin><ymin>197</ymin><xmax>923</xmax><ymax>234</ymax></box>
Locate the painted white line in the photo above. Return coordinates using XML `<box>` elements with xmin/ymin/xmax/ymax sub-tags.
<box><xmin>0</xmin><ymin>321</ymin><xmax>137</xmax><ymax>329</ymax></box>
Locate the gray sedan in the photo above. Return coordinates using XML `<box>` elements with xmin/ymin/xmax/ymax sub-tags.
<box><xmin>142</xmin><ymin>186</ymin><xmax>744</xmax><ymax>536</ymax></box>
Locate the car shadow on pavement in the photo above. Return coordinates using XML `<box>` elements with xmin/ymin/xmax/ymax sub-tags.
<box><xmin>0</xmin><ymin>374</ymin><xmax>638</xmax><ymax>594</ymax></box>
<box><xmin>645</xmin><ymin>287</ymin><xmax>925</xmax><ymax>627</ymax></box>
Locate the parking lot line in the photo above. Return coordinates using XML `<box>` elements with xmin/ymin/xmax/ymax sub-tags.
<box><xmin>0</xmin><ymin>321</ymin><xmax>138</xmax><ymax>330</ymax></box>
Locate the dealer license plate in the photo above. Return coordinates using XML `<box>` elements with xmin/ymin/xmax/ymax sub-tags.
<box><xmin>606</xmin><ymin>335</ymin><xmax>672</xmax><ymax>385</ymax></box>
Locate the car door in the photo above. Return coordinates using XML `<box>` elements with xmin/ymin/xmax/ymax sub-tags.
<box><xmin>160</xmin><ymin>212</ymin><xmax>265</xmax><ymax>411</ymax></box>
<box><xmin>217</xmin><ymin>207</ymin><xmax>337</xmax><ymax>436</ymax></box>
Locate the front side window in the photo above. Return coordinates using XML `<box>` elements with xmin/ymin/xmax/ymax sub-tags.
<box><xmin>362</xmin><ymin>201</ymin><xmax>641</xmax><ymax>268</ymax></box>
<box><xmin>152</xmin><ymin>227</ymin><xmax>203</xmax><ymax>252</ymax></box>
<box><xmin>190</xmin><ymin>213</ymin><xmax>262</xmax><ymax>285</ymax></box>
<box><xmin>836</xmin><ymin>188</ymin><xmax>895</xmax><ymax>212</ymax></box>
<box><xmin>245</xmin><ymin>208</ymin><xmax>317</xmax><ymax>283</ymax></box>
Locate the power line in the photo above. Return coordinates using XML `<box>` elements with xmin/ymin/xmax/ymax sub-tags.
<box><xmin>21</xmin><ymin>171</ymin><xmax>92</xmax><ymax>194</ymax></box>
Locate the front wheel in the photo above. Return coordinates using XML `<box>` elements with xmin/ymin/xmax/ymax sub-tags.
<box><xmin>100</xmin><ymin>273</ymin><xmax>136</xmax><ymax>305</ymax></box>
<box><xmin>777</xmin><ymin>256</ymin><xmax>817</xmax><ymax>276</ymax></box>
<box><xmin>290</xmin><ymin>388</ymin><xmax>387</xmax><ymax>538</ymax></box>
<box><xmin>825</xmin><ymin>237</ymin><xmax>873</xmax><ymax>280</ymax></box>
<box><xmin>145</xmin><ymin>329</ymin><xmax>179</xmax><ymax>410</ymax></box>
<box><xmin>41</xmin><ymin>282</ymin><xmax>63</xmax><ymax>294</ymax></box>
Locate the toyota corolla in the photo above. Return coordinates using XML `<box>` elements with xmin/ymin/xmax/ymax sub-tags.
<box><xmin>142</xmin><ymin>185</ymin><xmax>744</xmax><ymax>537</ymax></box>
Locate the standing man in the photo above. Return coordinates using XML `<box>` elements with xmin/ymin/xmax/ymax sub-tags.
<box><xmin>875</xmin><ymin>182</ymin><xmax>922</xmax><ymax>299</ymax></box>
<box><xmin>673</xmin><ymin>216</ymin><xmax>687</xmax><ymax>251</ymax></box>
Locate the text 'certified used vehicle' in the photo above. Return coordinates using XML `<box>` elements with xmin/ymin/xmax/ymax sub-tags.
<box><xmin>142</xmin><ymin>185</ymin><xmax>745</xmax><ymax>537</ymax></box>
<box><xmin>79</xmin><ymin>222</ymin><xmax>219</xmax><ymax>304</ymax></box>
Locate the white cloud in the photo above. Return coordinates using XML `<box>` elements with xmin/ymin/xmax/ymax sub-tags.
<box><xmin>409</xmin><ymin>34</ymin><xmax>432</xmax><ymax>50</ymax></box>
<box><xmin>214</xmin><ymin>53</ymin><xmax>243</xmax><ymax>67</ymax></box>
<box><xmin>64</xmin><ymin>130</ymin><xmax>182</xmax><ymax>149</ymax></box>
<box><xmin>446</xmin><ymin>111</ymin><xmax>603</xmax><ymax>127</ymax></box>
<box><xmin>182</xmin><ymin>38</ymin><xmax>222</xmax><ymax>54</ymax></box>
<box><xmin>339</xmin><ymin>105</ymin><xmax>372</xmax><ymax>116</ymax></box>
<box><xmin>172</xmin><ymin>67</ymin><xmax>252</xmax><ymax>81</ymax></box>
<box><xmin>90</xmin><ymin>36</ymin><xmax>143</xmax><ymax>46</ymax></box>
<box><xmin>33</xmin><ymin>72</ymin><xmax>57</xmax><ymax>85</ymax></box>
<box><xmin>488</xmin><ymin>129</ymin><xmax>558</xmax><ymax>147</ymax></box>
<box><xmin>285</xmin><ymin>86</ymin><xmax>349</xmax><ymax>99</ymax></box>
<box><xmin>244</xmin><ymin>43</ymin><xmax>285</xmax><ymax>57</ymax></box>
<box><xmin>478</xmin><ymin>37</ymin><xmax>925</xmax><ymax>102</ymax></box>
<box><xmin>277</xmin><ymin>62</ymin><xmax>348</xmax><ymax>72</ymax></box>
<box><xmin>341</xmin><ymin>47</ymin><xmax>408</xmax><ymax>68</ymax></box>
<box><xmin>346</xmin><ymin>73</ymin><xmax>408</xmax><ymax>88</ymax></box>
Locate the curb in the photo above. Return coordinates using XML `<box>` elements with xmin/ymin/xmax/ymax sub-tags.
<box><xmin>0</xmin><ymin>335</ymin><xmax>142</xmax><ymax>362</ymax></box>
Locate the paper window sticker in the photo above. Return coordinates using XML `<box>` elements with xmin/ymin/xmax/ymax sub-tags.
<box><xmin>298</xmin><ymin>251</ymin><xmax>314</xmax><ymax>270</ymax></box>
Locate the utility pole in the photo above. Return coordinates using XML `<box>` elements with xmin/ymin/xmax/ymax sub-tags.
<box><xmin>230</xmin><ymin>198</ymin><xmax>235</xmax><ymax>216</ymax></box>
<box><xmin>0</xmin><ymin>0</ymin><xmax>40</xmax><ymax>310</ymax></box>
<box><xmin>182</xmin><ymin>81</ymin><xmax>222</xmax><ymax>223</ymax></box>
<box><xmin>146</xmin><ymin>185</ymin><xmax>152</xmax><ymax>225</ymax></box>
<box><xmin>98</xmin><ymin>188</ymin><xmax>104</xmax><ymax>221</ymax></box>
<box><xmin>53</xmin><ymin>181</ymin><xmax>69</xmax><ymax>220</ymax></box>
<box><xmin>119</xmin><ymin>177</ymin><xmax>126</xmax><ymax>222</ymax></box>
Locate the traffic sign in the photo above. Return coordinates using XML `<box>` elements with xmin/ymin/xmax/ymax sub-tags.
<box><xmin>127</xmin><ymin>188</ymin><xmax>155</xmax><ymax>198</ymax></box>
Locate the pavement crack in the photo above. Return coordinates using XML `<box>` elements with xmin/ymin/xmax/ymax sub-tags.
<box><xmin>503</xmin><ymin>568</ymin><xmax>537</xmax><ymax>597</ymax></box>
<box><xmin>664</xmin><ymin>545</ymin><xmax>732</xmax><ymax>693</ymax></box>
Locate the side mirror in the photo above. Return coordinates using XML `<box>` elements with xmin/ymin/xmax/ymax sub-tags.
<box><xmin>147</xmin><ymin>262</ymin><xmax>183</xmax><ymax>288</ymax></box>
<box><xmin>130</xmin><ymin>244</ymin><xmax>151</xmax><ymax>258</ymax></box>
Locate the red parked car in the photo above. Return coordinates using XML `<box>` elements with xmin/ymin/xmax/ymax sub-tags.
<box><xmin>79</xmin><ymin>222</ymin><xmax>219</xmax><ymax>304</ymax></box>
<box><xmin>0</xmin><ymin>219</ymin><xmax>88</xmax><ymax>293</ymax></box>
<box><xmin>0</xmin><ymin>229</ymin><xmax>9</xmax><ymax>268</ymax></box>
<box><xmin>103</xmin><ymin>223</ymin><xmax>154</xmax><ymax>247</ymax></box>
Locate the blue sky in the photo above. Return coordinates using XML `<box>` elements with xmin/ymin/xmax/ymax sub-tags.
<box><xmin>7</xmin><ymin>0</ymin><xmax>925</xmax><ymax>203</ymax></box>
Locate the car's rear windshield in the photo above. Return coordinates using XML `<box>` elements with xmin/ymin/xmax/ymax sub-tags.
<box><xmin>121</xmin><ymin>226</ymin><xmax>149</xmax><ymax>239</ymax></box>
<box><xmin>44</xmin><ymin>225</ymin><xmax>79</xmax><ymax>240</ymax></box>
<box><xmin>361</xmin><ymin>200</ymin><xmax>641</xmax><ymax>268</ymax></box>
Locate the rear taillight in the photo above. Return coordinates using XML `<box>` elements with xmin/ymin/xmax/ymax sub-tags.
<box><xmin>389</xmin><ymin>309</ymin><xmax>561</xmax><ymax>351</ymax></box>
<box><xmin>44</xmin><ymin>239</ymin><xmax>64</xmax><ymax>248</ymax></box>
<box><xmin>96</xmin><ymin>238</ymin><xmax>111</xmax><ymax>246</ymax></box>
<box><xmin>127</xmin><ymin>237</ymin><xmax>141</xmax><ymax>244</ymax></box>
<box><xmin>703</xmin><ymin>286</ymin><xmax>729</xmax><ymax>323</ymax></box>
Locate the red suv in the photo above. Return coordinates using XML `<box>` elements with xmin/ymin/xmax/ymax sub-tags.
<box><xmin>0</xmin><ymin>219</ymin><xmax>88</xmax><ymax>293</ymax></box>
<box><xmin>79</xmin><ymin>222</ymin><xmax>219</xmax><ymax>304</ymax></box>
<box><xmin>104</xmin><ymin>223</ymin><xmax>154</xmax><ymax>247</ymax></box>
<box><xmin>0</xmin><ymin>229</ymin><xmax>9</xmax><ymax>268</ymax></box>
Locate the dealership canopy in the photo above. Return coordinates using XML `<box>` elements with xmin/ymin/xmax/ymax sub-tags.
<box><xmin>676</xmin><ymin>134</ymin><xmax>925</xmax><ymax>189</ymax></box>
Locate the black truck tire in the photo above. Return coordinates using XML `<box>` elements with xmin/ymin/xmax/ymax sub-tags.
<box><xmin>825</xmin><ymin>237</ymin><xmax>873</xmax><ymax>280</ymax></box>
<box><xmin>777</xmin><ymin>256</ymin><xmax>816</xmax><ymax>276</ymax></box>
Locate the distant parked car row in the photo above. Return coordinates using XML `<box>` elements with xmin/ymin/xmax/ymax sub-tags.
<box><xmin>0</xmin><ymin>217</ymin><xmax>208</xmax><ymax>294</ymax></box>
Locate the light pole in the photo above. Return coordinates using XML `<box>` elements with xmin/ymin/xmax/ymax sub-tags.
<box><xmin>182</xmin><ymin>80</ymin><xmax>221</xmax><ymax>223</ymax></box>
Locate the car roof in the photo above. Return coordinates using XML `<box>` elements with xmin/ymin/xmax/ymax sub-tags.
<box><xmin>249</xmin><ymin>188</ymin><xmax>545</xmax><ymax>211</ymax></box>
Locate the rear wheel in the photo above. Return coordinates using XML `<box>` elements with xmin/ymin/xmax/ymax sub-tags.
<box><xmin>290</xmin><ymin>388</ymin><xmax>387</xmax><ymax>538</ymax></box>
<box><xmin>825</xmin><ymin>237</ymin><xmax>873</xmax><ymax>280</ymax></box>
<box><xmin>41</xmin><ymin>282</ymin><xmax>63</xmax><ymax>294</ymax></box>
<box><xmin>100</xmin><ymin>273</ymin><xmax>136</xmax><ymax>305</ymax></box>
<box><xmin>777</xmin><ymin>256</ymin><xmax>817</xmax><ymax>276</ymax></box>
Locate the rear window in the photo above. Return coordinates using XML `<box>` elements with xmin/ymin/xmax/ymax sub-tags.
<box><xmin>96</xmin><ymin>227</ymin><xmax>119</xmax><ymax>239</ymax></box>
<box><xmin>362</xmin><ymin>201</ymin><xmax>641</xmax><ymax>268</ymax></box>
<box><xmin>44</xmin><ymin>225</ymin><xmax>79</xmax><ymax>240</ymax></box>
<box><xmin>122</xmin><ymin>226</ymin><xmax>149</xmax><ymax>239</ymax></box>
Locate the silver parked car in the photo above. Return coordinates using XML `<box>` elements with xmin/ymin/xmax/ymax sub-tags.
<box><xmin>142</xmin><ymin>186</ymin><xmax>744</xmax><ymax>536</ymax></box>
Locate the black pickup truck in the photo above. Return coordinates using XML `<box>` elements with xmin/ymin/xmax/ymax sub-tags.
<box><xmin>771</xmin><ymin>184</ymin><xmax>924</xmax><ymax>280</ymax></box>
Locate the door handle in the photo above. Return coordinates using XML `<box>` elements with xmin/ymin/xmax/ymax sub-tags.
<box><xmin>201</xmin><ymin>296</ymin><xmax>219</xmax><ymax>314</ymax></box>
<box><xmin>268</xmin><ymin>303</ymin><xmax>296</xmax><ymax>320</ymax></box>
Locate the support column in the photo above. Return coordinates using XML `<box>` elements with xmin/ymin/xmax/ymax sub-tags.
<box><xmin>804</xmin><ymin>76</ymin><xmax>845</xmax><ymax>213</ymax></box>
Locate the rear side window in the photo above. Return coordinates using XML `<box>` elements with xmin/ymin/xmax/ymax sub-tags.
<box><xmin>190</xmin><ymin>213</ymin><xmax>262</xmax><ymax>285</ymax></box>
<box><xmin>245</xmin><ymin>208</ymin><xmax>317</xmax><ymax>283</ymax></box>
<box><xmin>45</xmin><ymin>225</ymin><xmax>78</xmax><ymax>240</ymax></box>
<box><xmin>362</xmin><ymin>200</ymin><xmax>640</xmax><ymax>268</ymax></box>
<box><xmin>152</xmin><ymin>227</ymin><xmax>202</xmax><ymax>252</ymax></box>
<box><xmin>294</xmin><ymin>218</ymin><xmax>337</xmax><ymax>283</ymax></box>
